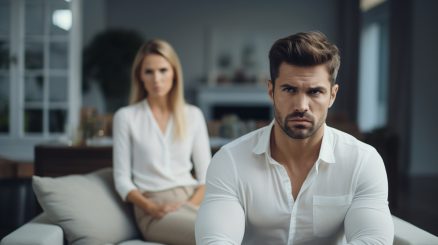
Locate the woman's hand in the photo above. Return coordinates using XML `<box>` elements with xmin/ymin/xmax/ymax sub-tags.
<box><xmin>127</xmin><ymin>189</ymin><xmax>181</xmax><ymax>219</ymax></box>
<box><xmin>145</xmin><ymin>201</ymin><xmax>182</xmax><ymax>219</ymax></box>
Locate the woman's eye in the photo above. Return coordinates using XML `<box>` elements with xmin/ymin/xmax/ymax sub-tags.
<box><xmin>159</xmin><ymin>68</ymin><xmax>168</xmax><ymax>73</ymax></box>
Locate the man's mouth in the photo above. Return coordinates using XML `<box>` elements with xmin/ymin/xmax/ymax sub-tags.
<box><xmin>288</xmin><ymin>118</ymin><xmax>311</xmax><ymax>123</ymax></box>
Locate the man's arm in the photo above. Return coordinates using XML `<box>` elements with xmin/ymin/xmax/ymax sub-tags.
<box><xmin>344</xmin><ymin>148</ymin><xmax>394</xmax><ymax>244</ymax></box>
<box><xmin>195</xmin><ymin>148</ymin><xmax>245</xmax><ymax>245</ymax></box>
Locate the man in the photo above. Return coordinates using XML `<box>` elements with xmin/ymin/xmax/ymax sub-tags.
<box><xmin>195</xmin><ymin>31</ymin><xmax>394</xmax><ymax>244</ymax></box>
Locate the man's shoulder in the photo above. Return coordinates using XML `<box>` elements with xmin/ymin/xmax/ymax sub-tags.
<box><xmin>328</xmin><ymin>126</ymin><xmax>376</xmax><ymax>154</ymax></box>
<box><xmin>209</xmin><ymin>127</ymin><xmax>268</xmax><ymax>182</ymax></box>
<box><xmin>326</xmin><ymin>126</ymin><xmax>383</xmax><ymax>181</ymax></box>
<box><xmin>221</xmin><ymin>127</ymin><xmax>265</xmax><ymax>152</ymax></box>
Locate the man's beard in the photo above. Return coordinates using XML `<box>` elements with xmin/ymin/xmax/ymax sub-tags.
<box><xmin>274</xmin><ymin>104</ymin><xmax>324</xmax><ymax>140</ymax></box>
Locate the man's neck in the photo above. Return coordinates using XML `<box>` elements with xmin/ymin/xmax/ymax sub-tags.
<box><xmin>270</xmin><ymin>122</ymin><xmax>324</xmax><ymax>169</ymax></box>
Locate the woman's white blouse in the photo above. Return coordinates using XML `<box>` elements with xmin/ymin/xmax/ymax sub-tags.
<box><xmin>113</xmin><ymin>100</ymin><xmax>211</xmax><ymax>200</ymax></box>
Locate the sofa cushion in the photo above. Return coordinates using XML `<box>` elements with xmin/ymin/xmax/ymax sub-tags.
<box><xmin>32</xmin><ymin>168</ymin><xmax>141</xmax><ymax>245</ymax></box>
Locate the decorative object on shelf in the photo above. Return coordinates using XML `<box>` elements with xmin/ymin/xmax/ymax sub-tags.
<box><xmin>206</xmin><ymin>28</ymin><xmax>271</xmax><ymax>86</ymax></box>
<box><xmin>79</xmin><ymin>107</ymin><xmax>97</xmax><ymax>145</ymax></box>
<box><xmin>74</xmin><ymin>107</ymin><xmax>113</xmax><ymax>146</ymax></box>
<box><xmin>208</xmin><ymin>114</ymin><xmax>267</xmax><ymax>140</ymax></box>
<box><xmin>215</xmin><ymin>52</ymin><xmax>233</xmax><ymax>84</ymax></box>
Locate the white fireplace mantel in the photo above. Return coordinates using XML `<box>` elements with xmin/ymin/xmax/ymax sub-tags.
<box><xmin>197</xmin><ymin>85</ymin><xmax>272</xmax><ymax>120</ymax></box>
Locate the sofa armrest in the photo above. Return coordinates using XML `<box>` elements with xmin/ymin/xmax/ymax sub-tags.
<box><xmin>393</xmin><ymin>215</ymin><xmax>438</xmax><ymax>245</ymax></box>
<box><xmin>0</xmin><ymin>214</ymin><xmax>63</xmax><ymax>245</ymax></box>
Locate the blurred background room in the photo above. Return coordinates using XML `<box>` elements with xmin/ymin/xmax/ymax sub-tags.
<box><xmin>0</xmin><ymin>0</ymin><xmax>437</xmax><ymax>239</ymax></box>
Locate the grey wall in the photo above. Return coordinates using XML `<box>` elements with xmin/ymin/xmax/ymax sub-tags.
<box><xmin>104</xmin><ymin>0</ymin><xmax>340</xmax><ymax>101</ymax></box>
<box><xmin>82</xmin><ymin>0</ymin><xmax>107</xmax><ymax>48</ymax></box>
<box><xmin>410</xmin><ymin>0</ymin><xmax>438</xmax><ymax>175</ymax></box>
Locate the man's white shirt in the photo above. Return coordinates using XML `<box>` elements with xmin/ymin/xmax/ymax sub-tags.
<box><xmin>196</xmin><ymin>121</ymin><xmax>394</xmax><ymax>245</ymax></box>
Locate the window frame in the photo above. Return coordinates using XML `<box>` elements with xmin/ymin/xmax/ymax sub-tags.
<box><xmin>0</xmin><ymin>0</ymin><xmax>81</xmax><ymax>161</ymax></box>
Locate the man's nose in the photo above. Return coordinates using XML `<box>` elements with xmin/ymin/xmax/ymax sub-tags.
<box><xmin>293</xmin><ymin>94</ymin><xmax>309</xmax><ymax>113</ymax></box>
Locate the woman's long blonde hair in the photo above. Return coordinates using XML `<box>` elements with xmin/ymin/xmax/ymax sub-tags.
<box><xmin>129</xmin><ymin>39</ymin><xmax>186</xmax><ymax>139</ymax></box>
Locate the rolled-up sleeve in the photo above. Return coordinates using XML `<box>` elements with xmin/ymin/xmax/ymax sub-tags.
<box><xmin>195</xmin><ymin>148</ymin><xmax>245</xmax><ymax>245</ymax></box>
<box><xmin>112</xmin><ymin>109</ymin><xmax>137</xmax><ymax>201</ymax></box>
<box><xmin>345</xmin><ymin>148</ymin><xmax>394</xmax><ymax>244</ymax></box>
<box><xmin>191</xmin><ymin>108</ymin><xmax>212</xmax><ymax>184</ymax></box>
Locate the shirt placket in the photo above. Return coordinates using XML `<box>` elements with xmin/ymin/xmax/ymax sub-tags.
<box><xmin>275</xmin><ymin>164</ymin><xmax>295</xmax><ymax>244</ymax></box>
<box><xmin>287</xmin><ymin>163</ymin><xmax>319</xmax><ymax>244</ymax></box>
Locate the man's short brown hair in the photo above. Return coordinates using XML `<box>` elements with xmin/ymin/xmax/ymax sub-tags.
<box><xmin>269</xmin><ymin>31</ymin><xmax>340</xmax><ymax>85</ymax></box>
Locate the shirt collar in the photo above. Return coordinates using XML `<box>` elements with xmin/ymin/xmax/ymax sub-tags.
<box><xmin>318</xmin><ymin>124</ymin><xmax>336</xmax><ymax>164</ymax></box>
<box><xmin>252</xmin><ymin>120</ymin><xmax>274</xmax><ymax>155</ymax></box>
<box><xmin>252</xmin><ymin>121</ymin><xmax>336</xmax><ymax>165</ymax></box>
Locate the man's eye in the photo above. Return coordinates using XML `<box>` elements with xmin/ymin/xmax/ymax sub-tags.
<box><xmin>282</xmin><ymin>87</ymin><xmax>296</xmax><ymax>93</ymax></box>
<box><xmin>309</xmin><ymin>89</ymin><xmax>322</xmax><ymax>95</ymax></box>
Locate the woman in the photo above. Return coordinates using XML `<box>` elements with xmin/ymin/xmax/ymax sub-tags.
<box><xmin>113</xmin><ymin>39</ymin><xmax>211</xmax><ymax>245</ymax></box>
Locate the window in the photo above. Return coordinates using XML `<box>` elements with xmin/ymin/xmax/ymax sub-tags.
<box><xmin>0</xmin><ymin>0</ymin><xmax>11</xmax><ymax>134</ymax></box>
<box><xmin>0</xmin><ymin>0</ymin><xmax>81</xmax><ymax>160</ymax></box>
<box><xmin>358</xmin><ymin>0</ymin><xmax>389</xmax><ymax>132</ymax></box>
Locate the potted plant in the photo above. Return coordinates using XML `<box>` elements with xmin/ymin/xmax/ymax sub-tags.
<box><xmin>82</xmin><ymin>29</ymin><xmax>144</xmax><ymax>113</ymax></box>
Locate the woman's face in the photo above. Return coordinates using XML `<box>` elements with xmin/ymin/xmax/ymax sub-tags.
<box><xmin>140</xmin><ymin>54</ymin><xmax>174</xmax><ymax>99</ymax></box>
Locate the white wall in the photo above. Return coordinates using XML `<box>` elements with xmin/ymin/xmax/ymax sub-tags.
<box><xmin>410</xmin><ymin>0</ymin><xmax>438</xmax><ymax>175</ymax></box>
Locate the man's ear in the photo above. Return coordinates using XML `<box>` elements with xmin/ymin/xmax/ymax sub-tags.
<box><xmin>329</xmin><ymin>84</ymin><xmax>339</xmax><ymax>108</ymax></box>
<box><xmin>268</xmin><ymin>80</ymin><xmax>274</xmax><ymax>101</ymax></box>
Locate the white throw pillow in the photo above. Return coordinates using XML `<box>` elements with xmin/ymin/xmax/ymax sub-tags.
<box><xmin>32</xmin><ymin>168</ymin><xmax>140</xmax><ymax>245</ymax></box>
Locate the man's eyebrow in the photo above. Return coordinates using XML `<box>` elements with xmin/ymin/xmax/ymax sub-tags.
<box><xmin>308</xmin><ymin>86</ymin><xmax>327</xmax><ymax>91</ymax></box>
<box><xmin>279</xmin><ymin>84</ymin><xmax>297</xmax><ymax>88</ymax></box>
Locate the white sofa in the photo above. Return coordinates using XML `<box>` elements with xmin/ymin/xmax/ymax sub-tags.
<box><xmin>2</xmin><ymin>213</ymin><xmax>438</xmax><ymax>245</ymax></box>
<box><xmin>0</xmin><ymin>213</ymin><xmax>161</xmax><ymax>245</ymax></box>
<box><xmin>1</xmin><ymin>168</ymin><xmax>163</xmax><ymax>245</ymax></box>
<box><xmin>2</xmin><ymin>168</ymin><xmax>437</xmax><ymax>245</ymax></box>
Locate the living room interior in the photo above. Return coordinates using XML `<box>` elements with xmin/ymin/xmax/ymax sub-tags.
<box><xmin>1</xmin><ymin>0</ymin><xmax>438</xmax><ymax>243</ymax></box>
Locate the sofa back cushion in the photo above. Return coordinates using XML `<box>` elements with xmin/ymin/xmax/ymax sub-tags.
<box><xmin>32</xmin><ymin>167</ymin><xmax>141</xmax><ymax>245</ymax></box>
